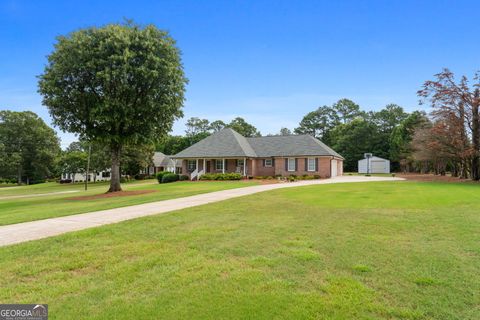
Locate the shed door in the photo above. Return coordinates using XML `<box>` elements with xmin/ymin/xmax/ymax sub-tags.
<box><xmin>371</xmin><ymin>160</ymin><xmax>385</xmax><ymax>173</ymax></box>
<box><xmin>331</xmin><ymin>159</ymin><xmax>338</xmax><ymax>177</ymax></box>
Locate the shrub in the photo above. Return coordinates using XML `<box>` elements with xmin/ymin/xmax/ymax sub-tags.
<box><xmin>29</xmin><ymin>179</ymin><xmax>46</xmax><ymax>185</ymax></box>
<box><xmin>179</xmin><ymin>175</ymin><xmax>189</xmax><ymax>181</ymax></box>
<box><xmin>199</xmin><ymin>173</ymin><xmax>242</xmax><ymax>181</ymax></box>
<box><xmin>392</xmin><ymin>173</ymin><xmax>396</xmax><ymax>177</ymax></box>
<box><xmin>299</xmin><ymin>175</ymin><xmax>314</xmax><ymax>180</ymax></box>
<box><xmin>156</xmin><ymin>171</ymin><xmax>170</xmax><ymax>183</ymax></box>
<box><xmin>161</xmin><ymin>173</ymin><xmax>179</xmax><ymax>183</ymax></box>
<box><xmin>313</xmin><ymin>175</ymin><xmax>321</xmax><ymax>179</ymax></box>
<box><xmin>287</xmin><ymin>175</ymin><xmax>296</xmax><ymax>182</ymax></box>
<box><xmin>135</xmin><ymin>173</ymin><xmax>147</xmax><ymax>180</ymax></box>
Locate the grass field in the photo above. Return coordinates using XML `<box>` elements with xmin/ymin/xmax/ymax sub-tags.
<box><xmin>0</xmin><ymin>180</ymin><xmax>258</xmax><ymax>225</ymax></box>
<box><xmin>1</xmin><ymin>181</ymin><xmax>479</xmax><ymax>319</ymax></box>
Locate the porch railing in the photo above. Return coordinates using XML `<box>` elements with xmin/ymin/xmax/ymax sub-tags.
<box><xmin>190</xmin><ymin>169</ymin><xmax>198</xmax><ymax>181</ymax></box>
<box><xmin>190</xmin><ymin>169</ymin><xmax>204</xmax><ymax>181</ymax></box>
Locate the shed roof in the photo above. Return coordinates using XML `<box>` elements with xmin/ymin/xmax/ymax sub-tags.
<box><xmin>358</xmin><ymin>156</ymin><xmax>389</xmax><ymax>162</ymax></box>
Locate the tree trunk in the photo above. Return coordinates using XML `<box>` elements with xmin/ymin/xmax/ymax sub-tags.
<box><xmin>472</xmin><ymin>90</ymin><xmax>480</xmax><ymax>180</ymax></box>
<box><xmin>461</xmin><ymin>158</ymin><xmax>469</xmax><ymax>179</ymax></box>
<box><xmin>17</xmin><ymin>166</ymin><xmax>22</xmax><ymax>185</ymax></box>
<box><xmin>108</xmin><ymin>145</ymin><xmax>122</xmax><ymax>192</ymax></box>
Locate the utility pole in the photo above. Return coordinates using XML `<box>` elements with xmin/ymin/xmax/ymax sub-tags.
<box><xmin>85</xmin><ymin>144</ymin><xmax>91</xmax><ymax>191</ymax></box>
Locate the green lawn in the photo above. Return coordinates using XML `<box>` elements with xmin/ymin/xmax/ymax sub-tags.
<box><xmin>1</xmin><ymin>181</ymin><xmax>479</xmax><ymax>319</ymax></box>
<box><xmin>0</xmin><ymin>180</ymin><xmax>258</xmax><ymax>225</ymax></box>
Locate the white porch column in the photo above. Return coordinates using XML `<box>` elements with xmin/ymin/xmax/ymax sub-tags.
<box><xmin>196</xmin><ymin>159</ymin><xmax>199</xmax><ymax>171</ymax></box>
<box><xmin>203</xmin><ymin>159</ymin><xmax>206</xmax><ymax>173</ymax></box>
<box><xmin>222</xmin><ymin>158</ymin><xmax>225</xmax><ymax>174</ymax></box>
<box><xmin>243</xmin><ymin>157</ymin><xmax>247</xmax><ymax>176</ymax></box>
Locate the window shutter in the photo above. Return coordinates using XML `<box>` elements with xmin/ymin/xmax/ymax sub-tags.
<box><xmin>263</xmin><ymin>159</ymin><xmax>266</xmax><ymax>167</ymax></box>
<box><xmin>285</xmin><ymin>158</ymin><xmax>288</xmax><ymax>171</ymax></box>
<box><xmin>305</xmin><ymin>158</ymin><xmax>308</xmax><ymax>171</ymax></box>
<box><xmin>272</xmin><ymin>158</ymin><xmax>275</xmax><ymax>166</ymax></box>
<box><xmin>295</xmin><ymin>158</ymin><xmax>298</xmax><ymax>171</ymax></box>
<box><xmin>315</xmin><ymin>158</ymin><xmax>318</xmax><ymax>171</ymax></box>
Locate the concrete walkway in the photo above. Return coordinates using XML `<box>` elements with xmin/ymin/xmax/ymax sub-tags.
<box><xmin>0</xmin><ymin>176</ymin><xmax>403</xmax><ymax>247</ymax></box>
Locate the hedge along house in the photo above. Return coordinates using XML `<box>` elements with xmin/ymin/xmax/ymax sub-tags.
<box><xmin>173</xmin><ymin>128</ymin><xmax>344</xmax><ymax>180</ymax></box>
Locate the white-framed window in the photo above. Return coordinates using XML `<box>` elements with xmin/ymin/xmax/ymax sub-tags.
<box><xmin>215</xmin><ymin>159</ymin><xmax>224</xmax><ymax>170</ymax></box>
<box><xmin>264</xmin><ymin>159</ymin><xmax>272</xmax><ymax>167</ymax></box>
<box><xmin>237</xmin><ymin>159</ymin><xmax>244</xmax><ymax>166</ymax></box>
<box><xmin>288</xmin><ymin>158</ymin><xmax>296</xmax><ymax>172</ymax></box>
<box><xmin>187</xmin><ymin>160</ymin><xmax>196</xmax><ymax>172</ymax></box>
<box><xmin>307</xmin><ymin>158</ymin><xmax>316</xmax><ymax>172</ymax></box>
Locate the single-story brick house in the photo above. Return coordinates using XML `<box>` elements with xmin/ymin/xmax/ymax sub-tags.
<box><xmin>173</xmin><ymin>128</ymin><xmax>343</xmax><ymax>180</ymax></box>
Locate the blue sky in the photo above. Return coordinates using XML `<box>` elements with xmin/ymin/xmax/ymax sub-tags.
<box><xmin>1</xmin><ymin>0</ymin><xmax>480</xmax><ymax>148</ymax></box>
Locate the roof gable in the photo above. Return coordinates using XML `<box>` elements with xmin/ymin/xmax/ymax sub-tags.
<box><xmin>174</xmin><ymin>128</ymin><xmax>257</xmax><ymax>158</ymax></box>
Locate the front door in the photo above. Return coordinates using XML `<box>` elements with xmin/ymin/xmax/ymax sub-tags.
<box><xmin>206</xmin><ymin>161</ymin><xmax>211</xmax><ymax>173</ymax></box>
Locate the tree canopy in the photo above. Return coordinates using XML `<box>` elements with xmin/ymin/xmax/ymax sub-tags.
<box><xmin>0</xmin><ymin>110</ymin><xmax>60</xmax><ymax>184</ymax></box>
<box><xmin>38</xmin><ymin>21</ymin><xmax>187</xmax><ymax>191</ymax></box>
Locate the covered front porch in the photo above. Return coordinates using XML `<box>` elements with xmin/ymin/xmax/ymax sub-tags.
<box><xmin>180</xmin><ymin>158</ymin><xmax>254</xmax><ymax>180</ymax></box>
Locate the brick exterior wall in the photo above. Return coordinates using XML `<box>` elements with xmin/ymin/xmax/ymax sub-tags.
<box><xmin>251</xmin><ymin>159</ymin><xmax>275</xmax><ymax>177</ymax></box>
<box><xmin>273</xmin><ymin>156</ymin><xmax>333</xmax><ymax>178</ymax></box>
<box><xmin>181</xmin><ymin>157</ymin><xmax>343</xmax><ymax>179</ymax></box>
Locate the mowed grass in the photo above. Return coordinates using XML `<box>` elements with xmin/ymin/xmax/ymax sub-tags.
<box><xmin>1</xmin><ymin>181</ymin><xmax>479</xmax><ymax>319</ymax></box>
<box><xmin>0</xmin><ymin>180</ymin><xmax>258</xmax><ymax>225</ymax></box>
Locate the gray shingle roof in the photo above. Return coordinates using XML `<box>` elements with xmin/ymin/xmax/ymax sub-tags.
<box><xmin>247</xmin><ymin>135</ymin><xmax>343</xmax><ymax>158</ymax></box>
<box><xmin>153</xmin><ymin>152</ymin><xmax>181</xmax><ymax>167</ymax></box>
<box><xmin>174</xmin><ymin>128</ymin><xmax>257</xmax><ymax>158</ymax></box>
<box><xmin>173</xmin><ymin>128</ymin><xmax>343</xmax><ymax>159</ymax></box>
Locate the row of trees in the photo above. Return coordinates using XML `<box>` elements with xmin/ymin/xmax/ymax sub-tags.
<box><xmin>415</xmin><ymin>69</ymin><xmax>480</xmax><ymax>180</ymax></box>
<box><xmin>292</xmin><ymin>99</ymin><xmax>427</xmax><ymax>171</ymax></box>
<box><xmin>0</xmin><ymin>110</ymin><xmax>156</xmax><ymax>184</ymax></box>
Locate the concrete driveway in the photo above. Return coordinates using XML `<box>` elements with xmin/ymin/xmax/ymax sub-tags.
<box><xmin>0</xmin><ymin>175</ymin><xmax>403</xmax><ymax>247</ymax></box>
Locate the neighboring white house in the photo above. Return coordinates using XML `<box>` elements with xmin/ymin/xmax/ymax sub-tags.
<box><xmin>358</xmin><ymin>156</ymin><xmax>390</xmax><ymax>174</ymax></box>
<box><xmin>143</xmin><ymin>152</ymin><xmax>182</xmax><ymax>175</ymax></box>
<box><xmin>61</xmin><ymin>171</ymin><xmax>111</xmax><ymax>182</ymax></box>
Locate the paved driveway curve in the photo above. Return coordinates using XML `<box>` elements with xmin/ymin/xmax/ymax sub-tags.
<box><xmin>0</xmin><ymin>176</ymin><xmax>403</xmax><ymax>247</ymax></box>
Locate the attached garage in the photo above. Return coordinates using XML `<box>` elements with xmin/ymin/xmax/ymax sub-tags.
<box><xmin>358</xmin><ymin>156</ymin><xmax>390</xmax><ymax>174</ymax></box>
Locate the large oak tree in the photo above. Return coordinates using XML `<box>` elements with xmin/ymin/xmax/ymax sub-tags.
<box><xmin>38</xmin><ymin>21</ymin><xmax>187</xmax><ymax>192</ymax></box>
